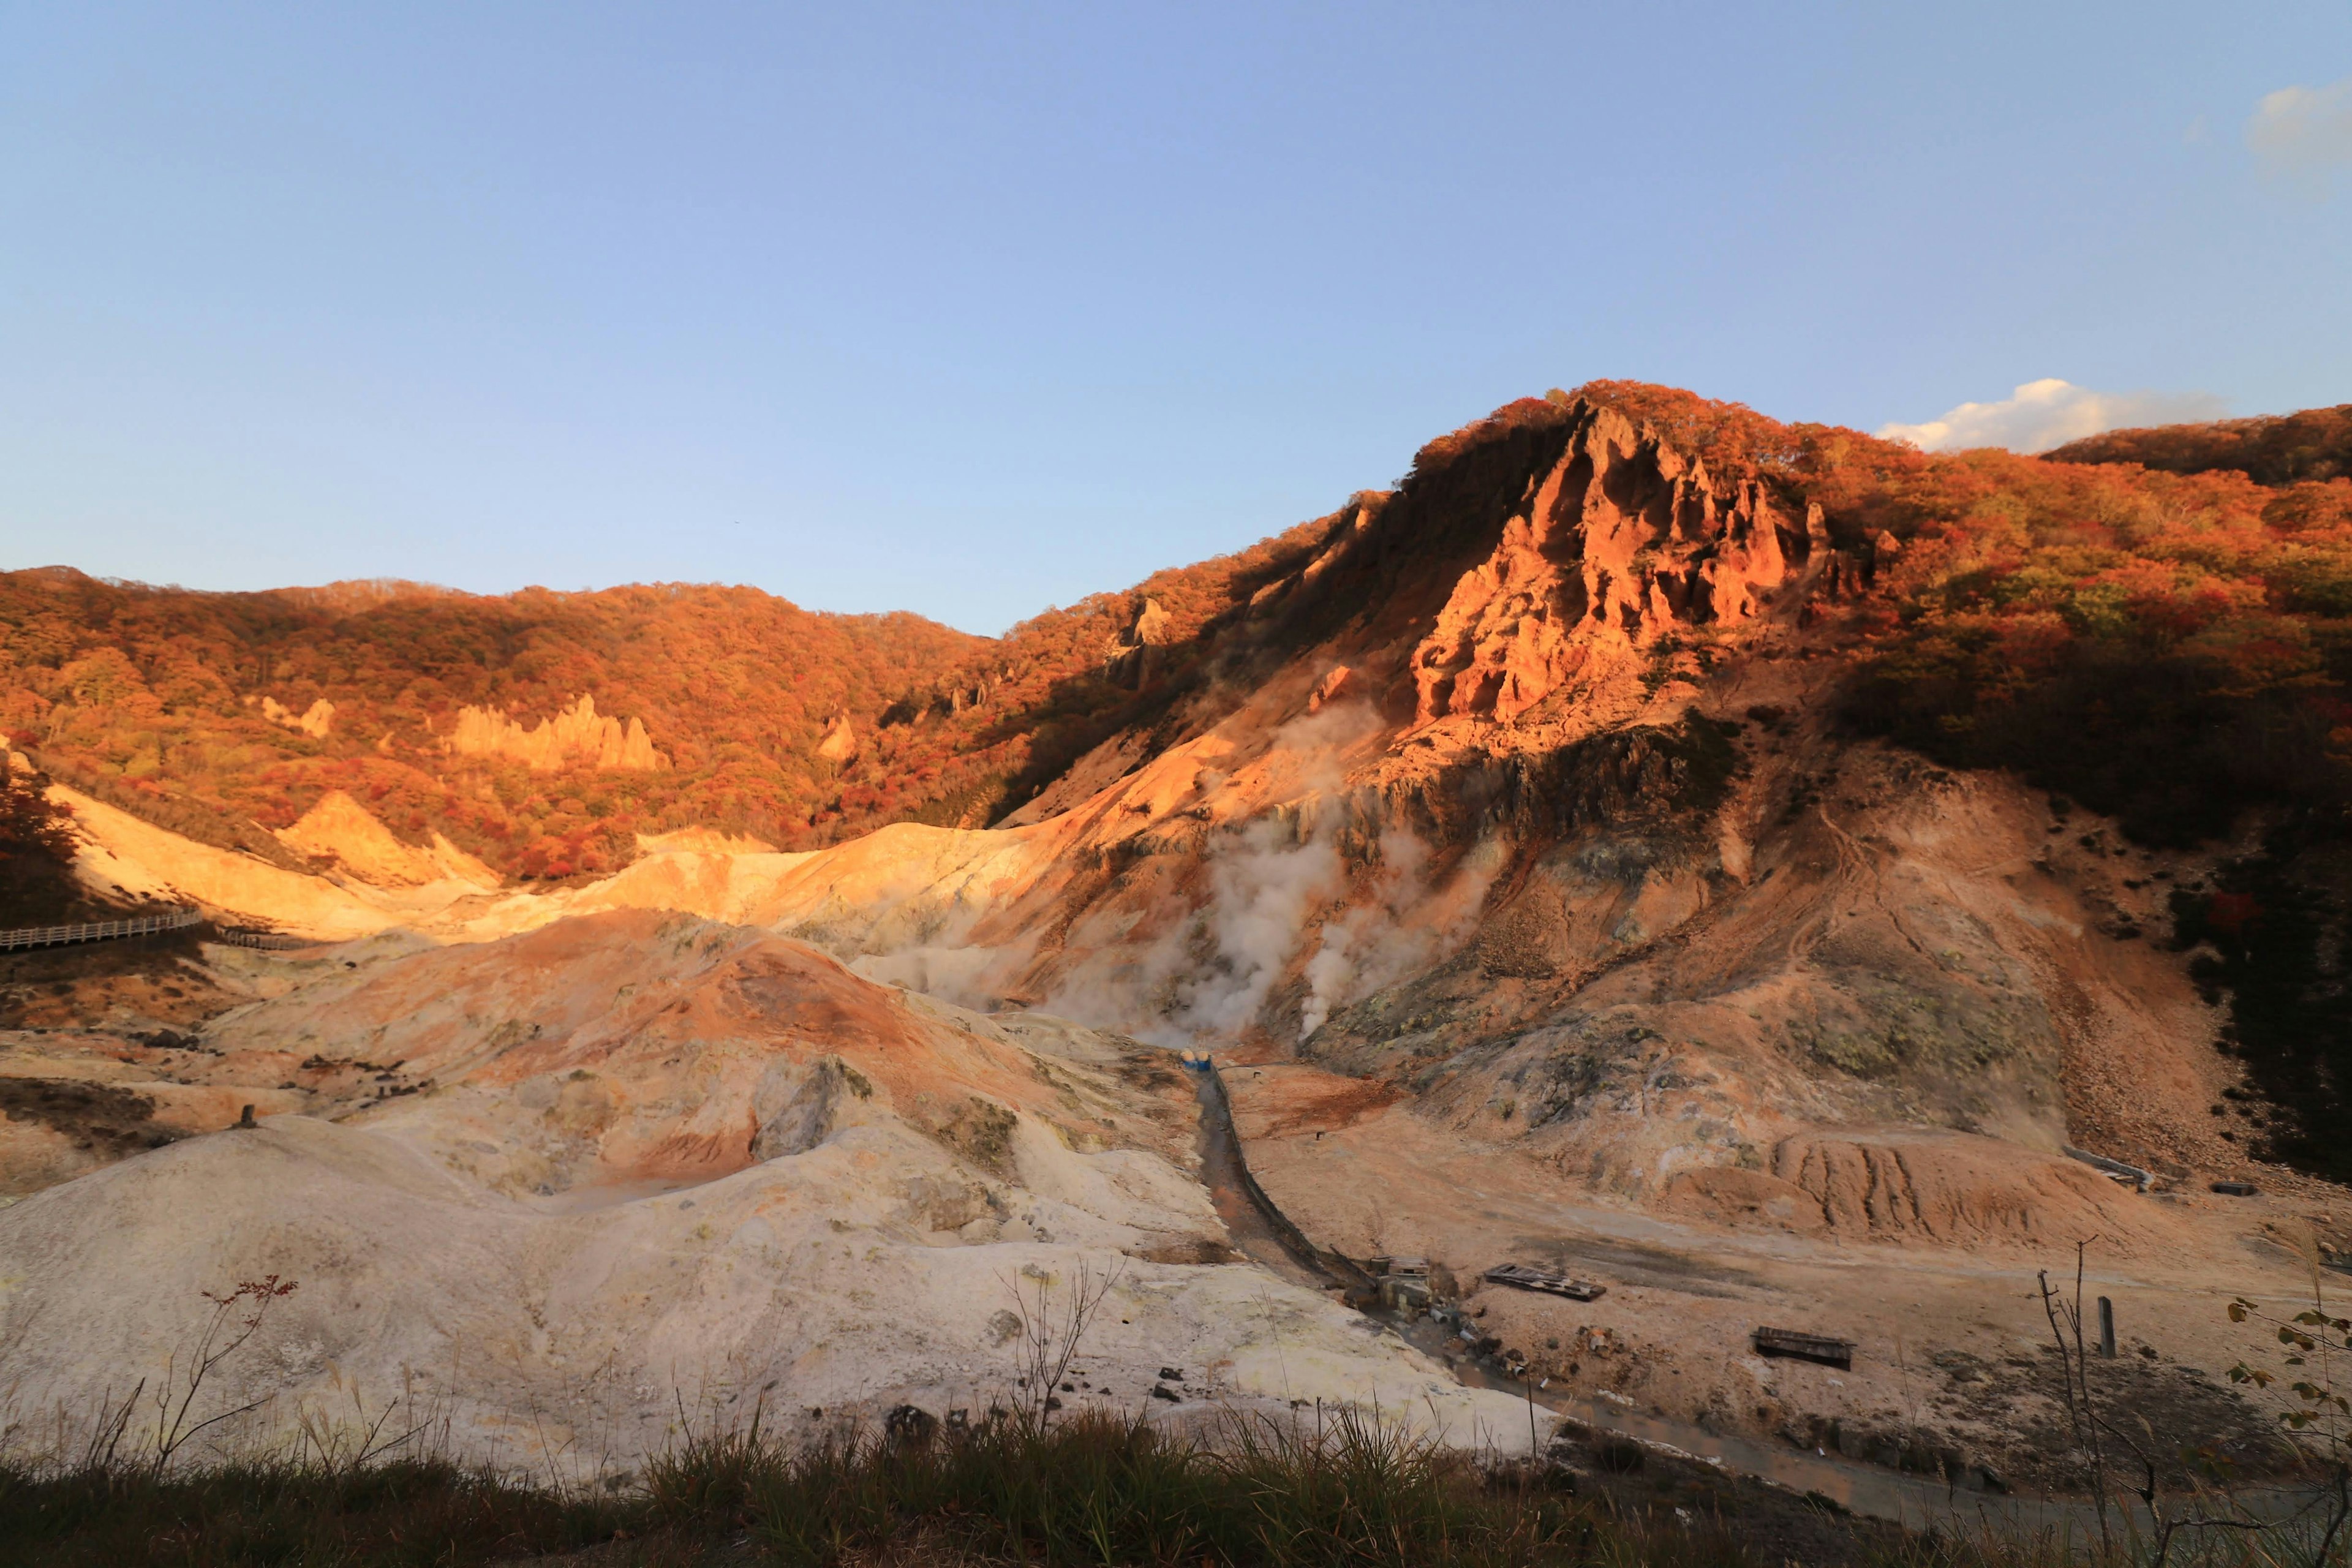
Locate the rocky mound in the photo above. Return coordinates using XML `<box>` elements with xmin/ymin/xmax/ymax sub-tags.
<box><xmin>277</xmin><ymin>789</ymin><xmax>500</xmax><ymax>889</ymax></box>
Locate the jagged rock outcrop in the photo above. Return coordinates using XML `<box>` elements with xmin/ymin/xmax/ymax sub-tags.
<box><xmin>1404</xmin><ymin>407</ymin><xmax>1817</xmax><ymax>725</ymax></box>
<box><xmin>447</xmin><ymin>695</ymin><xmax>668</xmax><ymax>772</ymax></box>
<box><xmin>1130</xmin><ymin>595</ymin><xmax>1174</xmax><ymax>646</ymax></box>
<box><xmin>1104</xmin><ymin>595</ymin><xmax>1177</xmax><ymax>687</ymax></box>
<box><xmin>258</xmin><ymin>695</ymin><xmax>335</xmax><ymax>737</ymax></box>
<box><xmin>817</xmin><ymin>714</ymin><xmax>859</xmax><ymax>762</ymax></box>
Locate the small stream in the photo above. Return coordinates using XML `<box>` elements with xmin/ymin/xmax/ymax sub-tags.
<box><xmin>1184</xmin><ymin>1060</ymin><xmax>2321</xmax><ymax>1545</ymax></box>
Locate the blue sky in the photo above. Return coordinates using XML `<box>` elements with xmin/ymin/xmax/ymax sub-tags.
<box><xmin>4</xmin><ymin>3</ymin><xmax>2348</xmax><ymax>633</ymax></box>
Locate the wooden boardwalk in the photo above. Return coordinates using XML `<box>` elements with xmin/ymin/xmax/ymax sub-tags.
<box><xmin>0</xmin><ymin>906</ymin><xmax>203</xmax><ymax>952</ymax></box>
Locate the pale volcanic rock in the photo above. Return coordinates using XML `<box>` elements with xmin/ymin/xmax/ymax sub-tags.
<box><xmin>508</xmin><ymin>821</ymin><xmax>1075</xmax><ymax>958</ymax></box>
<box><xmin>816</xmin><ymin>714</ymin><xmax>859</xmax><ymax>763</ymax></box>
<box><xmin>51</xmin><ymin>785</ymin><xmax>403</xmax><ymax>940</ymax></box>
<box><xmin>447</xmin><ymin>695</ymin><xmax>668</xmax><ymax>772</ymax></box>
<box><xmin>258</xmin><ymin>695</ymin><xmax>336</xmax><ymax>738</ymax></box>
<box><xmin>0</xmin><ymin>1116</ymin><xmax>1539</xmax><ymax>1469</ymax></box>
<box><xmin>277</xmin><ymin>790</ymin><xmax>499</xmax><ymax>889</ymax></box>
<box><xmin>202</xmin><ymin>909</ymin><xmax>1197</xmax><ymax>1199</ymax></box>
<box><xmin>0</xmin><ymin>913</ymin><xmax>1541</xmax><ymax>1468</ymax></box>
<box><xmin>1129</xmin><ymin>596</ymin><xmax>1174</xmax><ymax>646</ymax></box>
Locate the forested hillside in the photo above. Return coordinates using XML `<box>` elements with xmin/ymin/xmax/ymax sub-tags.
<box><xmin>10</xmin><ymin>382</ymin><xmax>2352</xmax><ymax>886</ymax></box>
<box><xmin>2046</xmin><ymin>402</ymin><xmax>2352</xmax><ymax>486</ymax></box>
<box><xmin>0</xmin><ymin>514</ymin><xmax>1340</xmax><ymax>881</ymax></box>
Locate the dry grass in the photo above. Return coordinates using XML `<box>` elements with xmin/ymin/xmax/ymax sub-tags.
<box><xmin>0</xmin><ymin>1402</ymin><xmax>1926</xmax><ymax>1568</ymax></box>
<box><xmin>4</xmin><ymin>1397</ymin><xmax>2348</xmax><ymax>1567</ymax></box>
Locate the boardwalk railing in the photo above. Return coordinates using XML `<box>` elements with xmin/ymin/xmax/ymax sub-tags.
<box><xmin>0</xmin><ymin>905</ymin><xmax>205</xmax><ymax>952</ymax></box>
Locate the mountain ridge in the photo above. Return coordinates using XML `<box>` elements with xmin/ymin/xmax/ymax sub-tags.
<box><xmin>9</xmin><ymin>380</ymin><xmax>2351</xmax><ymax>1179</ymax></box>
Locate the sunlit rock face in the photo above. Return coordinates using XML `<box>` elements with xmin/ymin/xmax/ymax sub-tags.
<box><xmin>448</xmin><ymin>694</ymin><xmax>668</xmax><ymax>771</ymax></box>
<box><xmin>1408</xmin><ymin>404</ymin><xmax>1811</xmax><ymax>726</ymax></box>
<box><xmin>277</xmin><ymin>790</ymin><xmax>500</xmax><ymax>889</ymax></box>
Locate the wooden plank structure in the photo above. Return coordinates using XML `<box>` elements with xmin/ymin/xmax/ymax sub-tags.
<box><xmin>1483</xmin><ymin>1263</ymin><xmax>1607</xmax><ymax>1302</ymax></box>
<box><xmin>214</xmin><ymin>927</ymin><xmax>314</xmax><ymax>951</ymax></box>
<box><xmin>0</xmin><ymin>905</ymin><xmax>202</xmax><ymax>952</ymax></box>
<box><xmin>1752</xmin><ymin>1327</ymin><xmax>1854</xmax><ymax>1368</ymax></box>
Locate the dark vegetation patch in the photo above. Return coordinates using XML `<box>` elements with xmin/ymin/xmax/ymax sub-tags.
<box><xmin>0</xmin><ymin>1076</ymin><xmax>178</xmax><ymax>1158</ymax></box>
<box><xmin>0</xmin><ymin>1457</ymin><xmax>627</xmax><ymax>1568</ymax></box>
<box><xmin>0</xmin><ymin>1409</ymin><xmax>1983</xmax><ymax>1567</ymax></box>
<box><xmin>0</xmin><ymin>932</ymin><xmax>232</xmax><ymax>1030</ymax></box>
<box><xmin>1408</xmin><ymin>718</ymin><xmax>1741</xmax><ymax>846</ymax></box>
<box><xmin>1913</xmin><ymin>1343</ymin><xmax>2291</xmax><ymax>1495</ymax></box>
<box><xmin>1548</xmin><ymin>1427</ymin><xmax>1924</xmax><ymax>1568</ymax></box>
<box><xmin>1828</xmin><ymin>458</ymin><xmax>2352</xmax><ymax>848</ymax></box>
<box><xmin>931</xmin><ymin>1096</ymin><xmax>1020</xmax><ymax>1178</ymax></box>
<box><xmin>2046</xmin><ymin>404</ymin><xmax>2352</xmax><ymax>486</ymax></box>
<box><xmin>2170</xmin><ymin>822</ymin><xmax>2352</xmax><ymax>1183</ymax></box>
<box><xmin>1845</xmin><ymin>638</ymin><xmax>2349</xmax><ymax>848</ymax></box>
<box><xmin>0</xmin><ymin>767</ymin><xmax>99</xmax><ymax>927</ymax></box>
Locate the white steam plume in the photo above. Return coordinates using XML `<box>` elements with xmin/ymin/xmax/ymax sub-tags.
<box><xmin>1164</xmin><ymin>817</ymin><xmax>1344</xmax><ymax>1038</ymax></box>
<box><xmin>1298</xmin><ymin>826</ymin><xmax>1497</xmax><ymax>1039</ymax></box>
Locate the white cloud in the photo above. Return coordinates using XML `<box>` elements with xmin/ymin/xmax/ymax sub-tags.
<box><xmin>1877</xmin><ymin>379</ymin><xmax>2227</xmax><ymax>455</ymax></box>
<box><xmin>2247</xmin><ymin>75</ymin><xmax>2352</xmax><ymax>176</ymax></box>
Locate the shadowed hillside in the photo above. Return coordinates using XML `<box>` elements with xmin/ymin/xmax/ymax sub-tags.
<box><xmin>2046</xmin><ymin>402</ymin><xmax>2352</xmax><ymax>486</ymax></box>
<box><xmin>1</xmin><ymin>508</ymin><xmax>1357</xmax><ymax>884</ymax></box>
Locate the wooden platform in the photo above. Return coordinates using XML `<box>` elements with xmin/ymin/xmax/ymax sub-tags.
<box><xmin>1752</xmin><ymin>1327</ymin><xmax>1854</xmax><ymax>1368</ymax></box>
<box><xmin>1483</xmin><ymin>1263</ymin><xmax>1607</xmax><ymax>1301</ymax></box>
